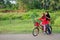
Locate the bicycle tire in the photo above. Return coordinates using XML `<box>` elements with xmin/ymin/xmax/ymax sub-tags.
<box><xmin>46</xmin><ymin>25</ymin><xmax>52</xmax><ymax>35</ymax></box>
<box><xmin>32</xmin><ymin>27</ymin><xmax>39</xmax><ymax>36</ymax></box>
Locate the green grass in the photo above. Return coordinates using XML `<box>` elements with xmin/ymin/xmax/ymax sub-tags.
<box><xmin>0</xmin><ymin>19</ymin><xmax>60</xmax><ymax>34</ymax></box>
<box><xmin>0</xmin><ymin>19</ymin><xmax>34</xmax><ymax>34</ymax></box>
<box><xmin>0</xmin><ymin>9</ymin><xmax>60</xmax><ymax>34</ymax></box>
<box><xmin>52</xmin><ymin>25</ymin><xmax>60</xmax><ymax>33</ymax></box>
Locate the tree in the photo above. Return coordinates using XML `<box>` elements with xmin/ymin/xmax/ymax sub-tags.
<box><xmin>15</xmin><ymin>0</ymin><xmax>60</xmax><ymax>10</ymax></box>
<box><xmin>0</xmin><ymin>0</ymin><xmax>5</xmax><ymax>8</ymax></box>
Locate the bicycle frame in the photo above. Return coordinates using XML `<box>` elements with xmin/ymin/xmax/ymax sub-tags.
<box><xmin>34</xmin><ymin>22</ymin><xmax>44</xmax><ymax>31</ymax></box>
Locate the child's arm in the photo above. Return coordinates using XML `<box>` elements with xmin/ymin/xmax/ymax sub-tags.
<box><xmin>38</xmin><ymin>17</ymin><xmax>43</xmax><ymax>21</ymax></box>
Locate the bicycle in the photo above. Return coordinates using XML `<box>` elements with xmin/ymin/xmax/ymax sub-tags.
<box><xmin>32</xmin><ymin>20</ymin><xmax>52</xmax><ymax>36</ymax></box>
<box><xmin>31</xmin><ymin>13</ymin><xmax>52</xmax><ymax>36</ymax></box>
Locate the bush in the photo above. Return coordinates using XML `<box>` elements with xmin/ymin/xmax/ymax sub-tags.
<box><xmin>54</xmin><ymin>17</ymin><xmax>60</xmax><ymax>25</ymax></box>
<box><xmin>21</xmin><ymin>14</ymin><xmax>31</xmax><ymax>20</ymax></box>
<box><xmin>50</xmin><ymin>13</ymin><xmax>56</xmax><ymax>24</ymax></box>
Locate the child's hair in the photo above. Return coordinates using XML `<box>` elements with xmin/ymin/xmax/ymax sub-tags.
<box><xmin>45</xmin><ymin>11</ymin><xmax>50</xmax><ymax>20</ymax></box>
<box><xmin>46</xmin><ymin>11</ymin><xmax>49</xmax><ymax>14</ymax></box>
<box><xmin>41</xmin><ymin>13</ymin><xmax>45</xmax><ymax>18</ymax></box>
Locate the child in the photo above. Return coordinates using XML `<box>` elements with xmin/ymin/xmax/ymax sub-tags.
<box><xmin>38</xmin><ymin>13</ymin><xmax>49</xmax><ymax>33</ymax></box>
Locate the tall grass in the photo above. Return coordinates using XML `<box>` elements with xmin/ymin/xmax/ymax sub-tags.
<box><xmin>0</xmin><ymin>10</ymin><xmax>60</xmax><ymax>33</ymax></box>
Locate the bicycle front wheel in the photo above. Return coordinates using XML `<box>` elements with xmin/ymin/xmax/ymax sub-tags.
<box><xmin>32</xmin><ymin>27</ymin><xmax>39</xmax><ymax>36</ymax></box>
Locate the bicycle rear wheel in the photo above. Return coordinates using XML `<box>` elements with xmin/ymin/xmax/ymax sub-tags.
<box><xmin>46</xmin><ymin>25</ymin><xmax>52</xmax><ymax>35</ymax></box>
<box><xmin>32</xmin><ymin>27</ymin><xmax>39</xmax><ymax>36</ymax></box>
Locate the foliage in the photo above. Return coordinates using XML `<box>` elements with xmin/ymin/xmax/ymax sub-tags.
<box><xmin>0</xmin><ymin>0</ymin><xmax>60</xmax><ymax>11</ymax></box>
<box><xmin>17</xmin><ymin>0</ymin><xmax>60</xmax><ymax>10</ymax></box>
<box><xmin>0</xmin><ymin>10</ymin><xmax>60</xmax><ymax>33</ymax></box>
<box><xmin>54</xmin><ymin>16</ymin><xmax>60</xmax><ymax>25</ymax></box>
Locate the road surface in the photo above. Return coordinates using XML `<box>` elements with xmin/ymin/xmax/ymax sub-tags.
<box><xmin>0</xmin><ymin>33</ymin><xmax>60</xmax><ymax>40</ymax></box>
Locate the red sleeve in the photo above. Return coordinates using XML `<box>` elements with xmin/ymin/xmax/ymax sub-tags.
<box><xmin>38</xmin><ymin>18</ymin><xmax>42</xmax><ymax>21</ymax></box>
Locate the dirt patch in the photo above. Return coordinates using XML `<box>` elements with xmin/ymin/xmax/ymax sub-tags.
<box><xmin>0</xmin><ymin>9</ymin><xmax>26</xmax><ymax>13</ymax></box>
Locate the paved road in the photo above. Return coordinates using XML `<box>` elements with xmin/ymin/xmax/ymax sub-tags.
<box><xmin>0</xmin><ymin>33</ymin><xmax>60</xmax><ymax>40</ymax></box>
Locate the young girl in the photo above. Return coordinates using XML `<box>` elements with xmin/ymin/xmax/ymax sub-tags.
<box><xmin>45</xmin><ymin>11</ymin><xmax>50</xmax><ymax>23</ymax></box>
<box><xmin>45</xmin><ymin>11</ymin><xmax>51</xmax><ymax>34</ymax></box>
<box><xmin>38</xmin><ymin>13</ymin><xmax>50</xmax><ymax>33</ymax></box>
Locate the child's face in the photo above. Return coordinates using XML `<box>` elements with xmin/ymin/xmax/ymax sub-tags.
<box><xmin>45</xmin><ymin>12</ymin><xmax>48</xmax><ymax>15</ymax></box>
<box><xmin>42</xmin><ymin>13</ymin><xmax>45</xmax><ymax>16</ymax></box>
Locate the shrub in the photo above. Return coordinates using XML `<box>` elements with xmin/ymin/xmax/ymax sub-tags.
<box><xmin>54</xmin><ymin>17</ymin><xmax>60</xmax><ymax>25</ymax></box>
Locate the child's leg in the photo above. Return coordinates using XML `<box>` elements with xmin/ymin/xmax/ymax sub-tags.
<box><xmin>43</xmin><ymin>25</ymin><xmax>46</xmax><ymax>32</ymax></box>
<box><xmin>40</xmin><ymin>22</ymin><xmax>43</xmax><ymax>26</ymax></box>
<box><xmin>40</xmin><ymin>22</ymin><xmax>46</xmax><ymax>32</ymax></box>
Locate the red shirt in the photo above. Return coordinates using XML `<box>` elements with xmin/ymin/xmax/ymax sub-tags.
<box><xmin>39</xmin><ymin>17</ymin><xmax>49</xmax><ymax>25</ymax></box>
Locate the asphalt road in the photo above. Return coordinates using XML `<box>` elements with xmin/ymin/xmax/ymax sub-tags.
<box><xmin>0</xmin><ymin>33</ymin><xmax>60</xmax><ymax>40</ymax></box>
